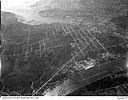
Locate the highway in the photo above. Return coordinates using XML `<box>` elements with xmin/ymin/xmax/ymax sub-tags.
<box><xmin>43</xmin><ymin>54</ymin><xmax>127</xmax><ymax>96</ymax></box>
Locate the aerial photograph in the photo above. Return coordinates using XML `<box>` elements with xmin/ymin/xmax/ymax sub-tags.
<box><xmin>1</xmin><ymin>0</ymin><xmax>128</xmax><ymax>96</ymax></box>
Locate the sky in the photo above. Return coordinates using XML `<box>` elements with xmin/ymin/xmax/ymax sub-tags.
<box><xmin>1</xmin><ymin>0</ymin><xmax>55</xmax><ymax>25</ymax></box>
<box><xmin>1</xmin><ymin>0</ymin><xmax>82</xmax><ymax>25</ymax></box>
<box><xmin>1</xmin><ymin>0</ymin><xmax>40</xmax><ymax>12</ymax></box>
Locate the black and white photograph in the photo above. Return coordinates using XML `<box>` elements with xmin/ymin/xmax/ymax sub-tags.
<box><xmin>1</xmin><ymin>0</ymin><xmax>128</xmax><ymax>97</ymax></box>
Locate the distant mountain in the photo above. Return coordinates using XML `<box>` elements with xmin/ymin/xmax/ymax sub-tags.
<box><xmin>1</xmin><ymin>11</ymin><xmax>19</xmax><ymax>26</ymax></box>
<box><xmin>1</xmin><ymin>12</ymin><xmax>51</xmax><ymax>44</ymax></box>
<box><xmin>1</xmin><ymin>12</ymin><xmax>31</xmax><ymax>44</ymax></box>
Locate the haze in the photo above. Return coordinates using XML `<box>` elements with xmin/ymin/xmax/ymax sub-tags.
<box><xmin>1</xmin><ymin>0</ymin><xmax>56</xmax><ymax>25</ymax></box>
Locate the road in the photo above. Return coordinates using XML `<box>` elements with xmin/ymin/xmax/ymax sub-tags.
<box><xmin>43</xmin><ymin>54</ymin><xmax>127</xmax><ymax>96</ymax></box>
